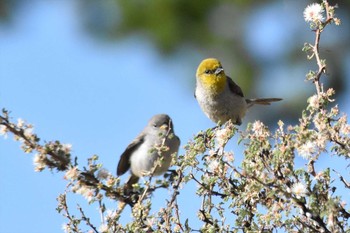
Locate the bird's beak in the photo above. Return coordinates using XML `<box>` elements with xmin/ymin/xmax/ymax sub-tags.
<box><xmin>215</xmin><ymin>68</ymin><xmax>224</xmax><ymax>75</ymax></box>
<box><xmin>159</xmin><ymin>124</ymin><xmax>169</xmax><ymax>131</ymax></box>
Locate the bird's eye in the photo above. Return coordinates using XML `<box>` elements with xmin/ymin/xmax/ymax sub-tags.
<box><xmin>152</xmin><ymin>124</ymin><xmax>157</xmax><ymax>128</ymax></box>
<box><xmin>204</xmin><ymin>70</ymin><xmax>211</xmax><ymax>74</ymax></box>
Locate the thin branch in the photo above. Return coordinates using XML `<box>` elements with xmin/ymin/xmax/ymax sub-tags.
<box><xmin>58</xmin><ymin>193</ymin><xmax>81</xmax><ymax>233</ymax></box>
<box><xmin>312</xmin><ymin>28</ymin><xmax>325</xmax><ymax>96</ymax></box>
<box><xmin>165</xmin><ymin>169</ymin><xmax>184</xmax><ymax>232</ymax></box>
<box><xmin>190</xmin><ymin>174</ymin><xmax>228</xmax><ymax>198</ymax></box>
<box><xmin>78</xmin><ymin>204</ymin><xmax>99</xmax><ymax>233</ymax></box>
<box><xmin>332</xmin><ymin>169</ymin><xmax>350</xmax><ymax>189</ymax></box>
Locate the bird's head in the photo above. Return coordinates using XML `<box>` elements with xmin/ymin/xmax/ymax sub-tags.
<box><xmin>196</xmin><ymin>58</ymin><xmax>227</xmax><ymax>95</ymax></box>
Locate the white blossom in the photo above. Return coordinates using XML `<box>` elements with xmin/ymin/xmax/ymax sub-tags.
<box><xmin>308</xmin><ymin>95</ymin><xmax>319</xmax><ymax>109</ymax></box>
<box><xmin>341</xmin><ymin>123</ymin><xmax>350</xmax><ymax>135</ymax></box>
<box><xmin>0</xmin><ymin>125</ymin><xmax>8</xmax><ymax>139</ymax></box>
<box><xmin>105</xmin><ymin>209</ymin><xmax>117</xmax><ymax>220</ymax></box>
<box><xmin>17</xmin><ymin>118</ymin><xmax>25</xmax><ymax>128</ymax></box>
<box><xmin>306</xmin><ymin>212</ymin><xmax>312</xmax><ymax>218</ymax></box>
<box><xmin>297</xmin><ymin>141</ymin><xmax>316</xmax><ymax>159</ymax></box>
<box><xmin>76</xmin><ymin>186</ymin><xmax>95</xmax><ymax>202</ymax></box>
<box><xmin>62</xmin><ymin>143</ymin><xmax>72</xmax><ymax>154</ymax></box>
<box><xmin>208</xmin><ymin>159</ymin><xmax>219</xmax><ymax>172</ymax></box>
<box><xmin>304</xmin><ymin>3</ymin><xmax>324</xmax><ymax>23</ymax></box>
<box><xmin>215</xmin><ymin>127</ymin><xmax>231</xmax><ymax>147</ymax></box>
<box><xmin>64</xmin><ymin>166</ymin><xmax>80</xmax><ymax>180</ymax></box>
<box><xmin>292</xmin><ymin>182</ymin><xmax>308</xmax><ymax>198</ymax></box>
<box><xmin>23</xmin><ymin>127</ymin><xmax>34</xmax><ymax>138</ymax></box>
<box><xmin>327</xmin><ymin>213</ymin><xmax>334</xmax><ymax>229</ymax></box>
<box><xmin>99</xmin><ymin>224</ymin><xmax>109</xmax><ymax>233</ymax></box>
<box><xmin>61</xmin><ymin>223</ymin><xmax>70</xmax><ymax>233</ymax></box>
<box><xmin>174</xmin><ymin>224</ymin><xmax>181</xmax><ymax>232</ymax></box>
<box><xmin>224</xmin><ymin>151</ymin><xmax>234</xmax><ymax>163</ymax></box>
<box><xmin>252</xmin><ymin>121</ymin><xmax>269</xmax><ymax>138</ymax></box>
<box><xmin>33</xmin><ymin>153</ymin><xmax>46</xmax><ymax>172</ymax></box>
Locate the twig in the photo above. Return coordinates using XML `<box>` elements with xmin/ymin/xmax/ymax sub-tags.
<box><xmin>332</xmin><ymin>169</ymin><xmax>350</xmax><ymax>189</ymax></box>
<box><xmin>199</xmin><ymin>196</ymin><xmax>214</xmax><ymax>226</ymax></box>
<box><xmin>311</xmin><ymin>2</ymin><xmax>336</xmax><ymax>97</ymax></box>
<box><xmin>58</xmin><ymin>193</ymin><xmax>81</xmax><ymax>233</ymax></box>
<box><xmin>165</xmin><ymin>169</ymin><xmax>184</xmax><ymax>231</ymax></box>
<box><xmin>190</xmin><ymin>174</ymin><xmax>228</xmax><ymax>198</ymax></box>
<box><xmin>78</xmin><ymin>204</ymin><xmax>99</xmax><ymax>233</ymax></box>
<box><xmin>312</xmin><ymin>28</ymin><xmax>325</xmax><ymax>96</ymax></box>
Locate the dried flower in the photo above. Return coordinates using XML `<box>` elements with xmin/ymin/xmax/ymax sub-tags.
<box><xmin>97</xmin><ymin>168</ymin><xmax>110</xmax><ymax>180</ymax></box>
<box><xmin>334</xmin><ymin>18</ymin><xmax>341</xmax><ymax>25</ymax></box>
<box><xmin>106</xmin><ymin>177</ymin><xmax>116</xmax><ymax>187</ymax></box>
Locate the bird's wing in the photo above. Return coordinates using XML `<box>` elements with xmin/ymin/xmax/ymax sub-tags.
<box><xmin>116</xmin><ymin>133</ymin><xmax>145</xmax><ymax>176</ymax></box>
<box><xmin>227</xmin><ymin>76</ymin><xmax>244</xmax><ymax>97</ymax></box>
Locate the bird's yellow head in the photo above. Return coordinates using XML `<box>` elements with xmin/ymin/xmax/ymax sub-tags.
<box><xmin>196</xmin><ymin>58</ymin><xmax>227</xmax><ymax>95</ymax></box>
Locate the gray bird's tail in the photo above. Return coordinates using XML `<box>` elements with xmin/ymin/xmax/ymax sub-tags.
<box><xmin>124</xmin><ymin>174</ymin><xmax>139</xmax><ymax>190</ymax></box>
<box><xmin>246</xmin><ymin>98</ymin><xmax>282</xmax><ymax>108</ymax></box>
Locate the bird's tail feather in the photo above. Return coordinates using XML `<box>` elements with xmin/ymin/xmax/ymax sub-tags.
<box><xmin>246</xmin><ymin>98</ymin><xmax>282</xmax><ymax>108</ymax></box>
<box><xmin>125</xmin><ymin>174</ymin><xmax>139</xmax><ymax>188</ymax></box>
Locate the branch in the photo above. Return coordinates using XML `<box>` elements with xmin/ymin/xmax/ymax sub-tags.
<box><xmin>0</xmin><ymin>112</ymin><xmax>70</xmax><ymax>170</ymax></box>
<box><xmin>57</xmin><ymin>193</ymin><xmax>81</xmax><ymax>233</ymax></box>
<box><xmin>332</xmin><ymin>169</ymin><xmax>350</xmax><ymax>189</ymax></box>
<box><xmin>78</xmin><ymin>205</ymin><xmax>99</xmax><ymax>233</ymax></box>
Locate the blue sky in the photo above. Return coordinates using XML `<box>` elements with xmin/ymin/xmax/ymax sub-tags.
<box><xmin>0</xmin><ymin>1</ymin><xmax>212</xmax><ymax>232</ymax></box>
<box><xmin>1</xmin><ymin>1</ymin><xmax>349</xmax><ymax>232</ymax></box>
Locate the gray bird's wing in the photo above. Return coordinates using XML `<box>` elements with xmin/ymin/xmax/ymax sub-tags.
<box><xmin>227</xmin><ymin>76</ymin><xmax>244</xmax><ymax>98</ymax></box>
<box><xmin>117</xmin><ymin>133</ymin><xmax>145</xmax><ymax>176</ymax></box>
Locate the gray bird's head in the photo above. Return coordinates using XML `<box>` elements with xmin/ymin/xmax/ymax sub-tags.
<box><xmin>147</xmin><ymin>114</ymin><xmax>175</xmax><ymax>135</ymax></box>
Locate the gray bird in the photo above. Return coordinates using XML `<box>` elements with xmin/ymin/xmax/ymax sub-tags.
<box><xmin>117</xmin><ymin>114</ymin><xmax>180</xmax><ymax>187</ymax></box>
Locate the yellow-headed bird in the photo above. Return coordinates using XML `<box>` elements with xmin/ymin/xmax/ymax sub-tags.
<box><xmin>195</xmin><ymin>58</ymin><xmax>282</xmax><ymax>125</ymax></box>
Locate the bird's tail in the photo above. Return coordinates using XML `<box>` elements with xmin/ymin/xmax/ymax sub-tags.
<box><xmin>246</xmin><ymin>98</ymin><xmax>282</xmax><ymax>108</ymax></box>
<box><xmin>126</xmin><ymin>174</ymin><xmax>139</xmax><ymax>188</ymax></box>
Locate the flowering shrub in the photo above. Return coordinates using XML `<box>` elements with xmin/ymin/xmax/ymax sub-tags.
<box><xmin>1</xmin><ymin>1</ymin><xmax>349</xmax><ymax>232</ymax></box>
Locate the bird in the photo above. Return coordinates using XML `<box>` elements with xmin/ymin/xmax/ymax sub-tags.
<box><xmin>117</xmin><ymin>114</ymin><xmax>180</xmax><ymax>187</ymax></box>
<box><xmin>195</xmin><ymin>58</ymin><xmax>282</xmax><ymax>125</ymax></box>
